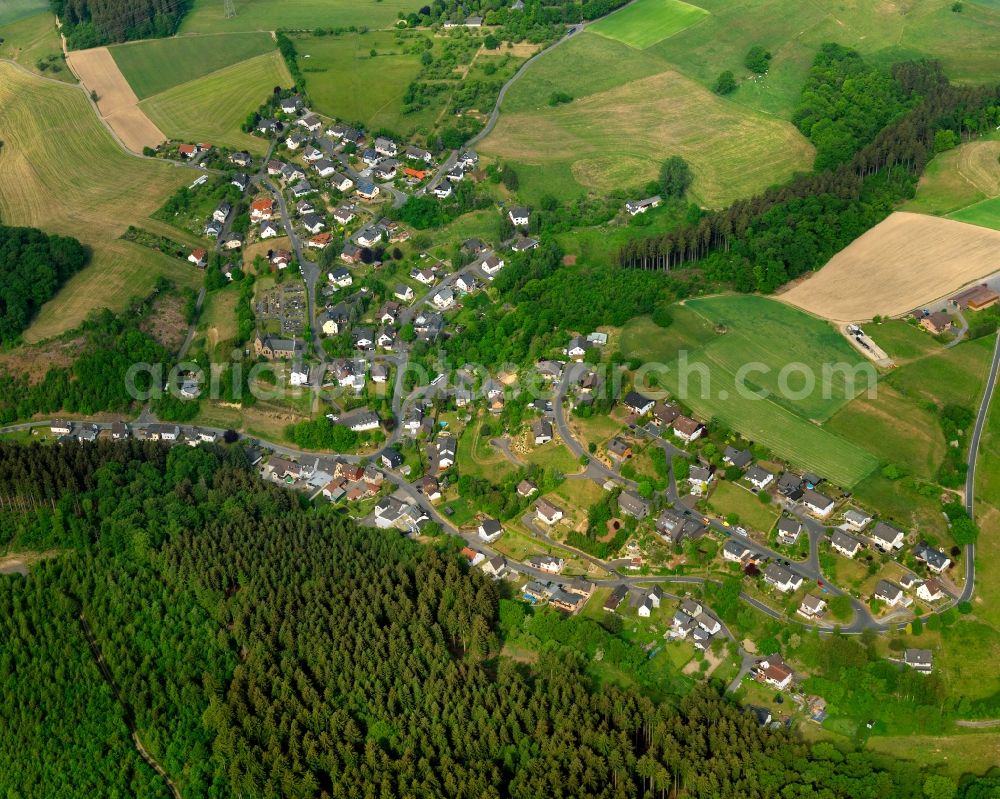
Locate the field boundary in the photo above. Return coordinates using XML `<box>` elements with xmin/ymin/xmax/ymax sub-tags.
<box><xmin>65</xmin><ymin>45</ymin><xmax>165</xmax><ymax>152</ymax></box>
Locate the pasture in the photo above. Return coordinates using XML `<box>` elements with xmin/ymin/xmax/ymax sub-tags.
<box><xmin>589</xmin><ymin>0</ymin><xmax>708</xmax><ymax>50</ymax></box>
<box><xmin>0</xmin><ymin>12</ymin><xmax>71</xmax><ymax>83</ymax></box>
<box><xmin>646</xmin><ymin>0</ymin><xmax>1000</xmax><ymax>118</ymax></box>
<box><xmin>0</xmin><ymin>0</ymin><xmax>47</xmax><ymax>26</ymax></box>
<box><xmin>904</xmin><ymin>136</ymin><xmax>1000</xmax><ymax>217</ymax></box>
<box><xmin>294</xmin><ymin>31</ymin><xmax>425</xmax><ymax>131</ymax></box>
<box><xmin>109</xmin><ymin>32</ymin><xmax>275</xmax><ymax>99</ymax></box>
<box><xmin>0</xmin><ymin>63</ymin><xmax>199</xmax><ymax>342</ymax></box>
<box><xmin>480</xmin><ymin>33</ymin><xmax>813</xmax><ymax>206</ymax></box>
<box><xmin>179</xmin><ymin>0</ymin><xmax>414</xmax><ymax>34</ymax></box>
<box><xmin>779</xmin><ymin>213</ymin><xmax>1000</xmax><ymax>322</ymax></box>
<box><xmin>948</xmin><ymin>195</ymin><xmax>1000</xmax><ymax>232</ymax></box>
<box><xmin>140</xmin><ymin>51</ymin><xmax>293</xmax><ymax>153</ymax></box>
<box><xmin>623</xmin><ymin>296</ymin><xmax>879</xmax><ymax>486</ymax></box>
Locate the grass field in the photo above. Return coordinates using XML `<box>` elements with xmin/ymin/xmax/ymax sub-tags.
<box><xmin>622</xmin><ymin>296</ymin><xmax>879</xmax><ymax>486</ymax></box>
<box><xmin>619</xmin><ymin>309</ymin><xmax>715</xmax><ymax>365</ymax></box>
<box><xmin>180</xmin><ymin>0</ymin><xmax>414</xmax><ymax>34</ymax></box>
<box><xmin>0</xmin><ymin>12</ymin><xmax>72</xmax><ymax>83</ymax></box>
<box><xmin>869</xmin><ymin>732</ymin><xmax>1000</xmax><ymax>778</ymax></box>
<box><xmin>0</xmin><ymin>62</ymin><xmax>199</xmax><ymax>342</ymax></box>
<box><xmin>140</xmin><ymin>51</ymin><xmax>293</xmax><ymax>153</ymax></box>
<box><xmin>109</xmin><ymin>32</ymin><xmax>276</xmax><ymax>99</ymax></box>
<box><xmin>589</xmin><ymin>0</ymin><xmax>708</xmax><ymax>50</ymax></box>
<box><xmin>0</xmin><ymin>0</ymin><xmax>47</xmax><ymax>26</ymax></box>
<box><xmin>480</xmin><ymin>32</ymin><xmax>813</xmax><ymax>206</ymax></box>
<box><xmin>707</xmin><ymin>480</ymin><xmax>778</xmax><ymax>532</ymax></box>
<box><xmin>948</xmin><ymin>195</ymin><xmax>1000</xmax><ymax>232</ymax></box>
<box><xmin>903</xmin><ymin>136</ymin><xmax>1000</xmax><ymax>217</ymax></box>
<box><xmin>294</xmin><ymin>31</ymin><xmax>425</xmax><ymax>131</ymax></box>
<box><xmin>646</xmin><ymin>0</ymin><xmax>1000</xmax><ymax>119</ymax></box>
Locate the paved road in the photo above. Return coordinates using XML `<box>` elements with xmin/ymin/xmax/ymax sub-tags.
<box><xmin>959</xmin><ymin>329</ymin><xmax>1000</xmax><ymax>603</ymax></box>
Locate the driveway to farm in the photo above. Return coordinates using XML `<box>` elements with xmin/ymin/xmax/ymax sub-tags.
<box><xmin>959</xmin><ymin>329</ymin><xmax>1000</xmax><ymax>604</ymax></box>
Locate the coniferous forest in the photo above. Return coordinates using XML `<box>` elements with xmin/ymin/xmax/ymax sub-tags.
<box><xmin>50</xmin><ymin>0</ymin><xmax>192</xmax><ymax>47</ymax></box>
<box><xmin>1</xmin><ymin>442</ymin><xmax>997</xmax><ymax>798</ymax></box>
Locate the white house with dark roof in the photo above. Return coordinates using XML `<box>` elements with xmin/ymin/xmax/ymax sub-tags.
<box><xmin>508</xmin><ymin>206</ymin><xmax>530</xmax><ymax>227</ymax></box>
<box><xmin>801</xmin><ymin>488</ymin><xmax>834</xmax><ymax>517</ymax></box>
<box><xmin>746</xmin><ymin>465</ymin><xmax>774</xmax><ymax>490</ymax></box>
<box><xmin>830</xmin><ymin>530</ymin><xmax>862</xmax><ymax>559</ymax></box>
<box><xmin>763</xmin><ymin>563</ymin><xmax>803</xmax><ymax>593</ymax></box>
<box><xmin>871</xmin><ymin>521</ymin><xmax>905</xmax><ymax>550</ymax></box>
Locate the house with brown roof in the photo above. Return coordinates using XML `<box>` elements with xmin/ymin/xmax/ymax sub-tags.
<box><xmin>755</xmin><ymin>654</ymin><xmax>793</xmax><ymax>690</ymax></box>
<box><xmin>672</xmin><ymin>415</ymin><xmax>703</xmax><ymax>443</ymax></box>
<box><xmin>535</xmin><ymin>498</ymin><xmax>564</xmax><ymax>526</ymax></box>
<box><xmin>920</xmin><ymin>311</ymin><xmax>953</xmax><ymax>335</ymax></box>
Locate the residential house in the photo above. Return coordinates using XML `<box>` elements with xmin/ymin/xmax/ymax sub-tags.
<box><xmin>830</xmin><ymin>530</ymin><xmax>863</xmax><ymax>559</ymax></box>
<box><xmin>291</xmin><ymin>180</ymin><xmax>315</xmax><ymax>198</ymax></box>
<box><xmin>374</xmin><ymin>136</ymin><xmax>398</xmax><ymax>157</ymax></box>
<box><xmin>535</xmin><ymin>498</ymin><xmax>564</xmax><ymax>526</ymax></box>
<box><xmin>531</xmin><ymin>418</ymin><xmax>553</xmax><ymax>445</ymax></box>
<box><xmin>844</xmin><ymin>508</ymin><xmax>873</xmax><ymax>530</ymax></box>
<box><xmin>347</xmin><ymin>412</ymin><xmax>380</xmax><ymax>432</ymax></box>
<box><xmin>478</xmin><ymin>518</ymin><xmax>506</xmax><ymax>543</ymax></box>
<box><xmin>801</xmin><ymin>488</ymin><xmax>834</xmax><ymax>517</ymax></box>
<box><xmin>231</xmin><ymin>172</ymin><xmax>249</xmax><ymax>191</ymax></box>
<box><xmin>221</xmin><ymin>233</ymin><xmax>243</xmax><ymax>250</ymax></box>
<box><xmin>356</xmin><ymin>181</ymin><xmax>379</xmax><ymax>200</ymax></box>
<box><xmin>723</xmin><ymin>540</ymin><xmax>751</xmax><ymax>562</ymax></box>
<box><xmin>723</xmin><ymin>446</ymin><xmax>752</xmax><ymax>469</ymax></box>
<box><xmin>250</xmin><ymin>197</ymin><xmax>274</xmax><ymax>222</ymax></box>
<box><xmin>405</xmin><ymin>145</ymin><xmax>433</xmax><ymax>163</ymax></box>
<box><xmin>618</xmin><ymin>491</ymin><xmax>650</xmax><ymax>520</ymax></box>
<box><xmin>652</xmin><ymin>402</ymin><xmax>680</xmax><ymax>427</ymax></box>
<box><xmin>623</xmin><ymin>391</ymin><xmax>654</xmax><ymax>416</ymax></box>
<box><xmin>904</xmin><ymin>648</ymin><xmax>934</xmax><ymax>673</ymax></box>
<box><xmin>285</xmin><ymin>132</ymin><xmax>308</xmax><ymax>150</ymax></box>
<box><xmin>871</xmin><ymin>521</ymin><xmax>905</xmax><ymax>551</ymax></box>
<box><xmin>303</xmin><ymin>145</ymin><xmax>323</xmax><ymax>162</ymax></box>
<box><xmin>412</xmin><ymin>267</ymin><xmax>436</xmax><ymax>285</ymax></box>
<box><xmin>308</xmin><ymin>232</ymin><xmax>332</xmax><ymax>249</ymax></box>
<box><xmin>477</xmin><ymin>253</ymin><xmax>505</xmax><ymax>278</ymax></box>
<box><xmin>256</xmin><ymin>119</ymin><xmax>280</xmax><ymax>135</ymax></box>
<box><xmin>432</xmin><ymin>287</ymin><xmax>454</xmax><ymax>309</ymax></box>
<box><xmin>763</xmin><ymin>562</ymin><xmax>803</xmax><ymax>593</ymax></box>
<box><xmin>672</xmin><ymin>415</ymin><xmax>703</xmax><ymax>443</ymax></box>
<box><xmin>380</xmin><ymin>448</ymin><xmax>404</xmax><ymax>470</ymax></box>
<box><xmin>279</xmin><ymin>96</ymin><xmax>302</xmax><ymax>114</ymax></box>
<box><xmin>776</xmin><ymin>472</ymin><xmax>804</xmax><ymax>498</ymax></box>
<box><xmin>431</xmin><ymin>180</ymin><xmax>453</xmax><ymax>199</ymax></box>
<box><xmin>332</xmin><ymin>174</ymin><xmax>354</xmax><ymax>193</ymax></box>
<box><xmin>526</xmin><ymin>554</ymin><xmax>564</xmax><ymax>574</ymax></box>
<box><xmin>212</xmin><ymin>202</ymin><xmax>231</xmax><ymax>224</ymax></box>
<box><xmin>394</xmin><ymin>284</ymin><xmax>414</xmax><ymax>302</ymax></box>
<box><xmin>511</xmin><ymin>237</ymin><xmax>539</xmax><ymax>252</ymax></box>
<box><xmin>508</xmin><ymin>206</ymin><xmax>530</xmax><ymax>227</ymax></box>
<box><xmin>230</xmin><ymin>150</ymin><xmax>252</xmax><ymax>167</ymax></box>
<box><xmin>373</xmin><ymin>159</ymin><xmax>398</xmax><ymax>180</ymax></box>
<box><xmin>329</xmin><ymin>266</ymin><xmax>353</xmax><ymax>287</ymax></box>
<box><xmin>340</xmin><ymin>243</ymin><xmax>362</xmax><ymax>264</ymax></box>
<box><xmin>688</xmin><ymin>464</ymin><xmax>714</xmax><ymax>490</ymax></box>
<box><xmin>371</xmin><ymin>363</ymin><xmax>389</xmax><ymax>383</ymax></box>
<box><xmin>607</xmin><ymin>437</ymin><xmax>632</xmax><ymax>461</ymax></box>
<box><xmin>874</xmin><ymin>579</ymin><xmax>908</xmax><ymax>607</ymax></box>
<box><xmin>314</xmin><ymin>159</ymin><xmax>338</xmax><ymax>177</ymax></box>
<box><xmin>920</xmin><ymin>311</ymin><xmax>953</xmax><ymax>335</ymax></box>
<box><xmin>436</xmin><ymin>436</ymin><xmax>456</xmax><ymax>470</ymax></box>
<box><xmin>756</xmin><ymin>654</ymin><xmax>793</xmax><ymax>690</ymax></box>
<box><xmin>333</xmin><ymin>205</ymin><xmax>356</xmax><ymax>225</ymax></box>
<box><xmin>188</xmin><ymin>248</ymin><xmax>207</xmax><ymax>267</ymax></box>
<box><xmin>917</xmin><ymin>578</ymin><xmax>945</xmax><ymax>602</ymax></box>
<box><xmin>421</xmin><ymin>475</ymin><xmax>441</xmax><ymax>502</ymax></box>
<box><xmin>776</xmin><ymin>517</ymin><xmax>803</xmax><ymax>545</ymax></box>
<box><xmin>603</xmin><ymin>584</ymin><xmax>629</xmax><ymax>612</ymax></box>
<box><xmin>147</xmin><ymin>423</ymin><xmax>180</xmax><ymax>441</ymax></box>
<box><xmin>259</xmin><ymin>220</ymin><xmax>281</xmax><ymax>239</ymax></box>
<box><xmin>798</xmin><ymin>594</ymin><xmax>827</xmax><ymax>619</ymax></box>
<box><xmin>352</xmin><ymin>327</ymin><xmax>374</xmax><ymax>350</ymax></box>
<box><xmin>281</xmin><ymin>163</ymin><xmax>306</xmax><ymax>182</ymax></box>
<box><xmin>376</xmin><ymin>328</ymin><xmax>396</xmax><ymax>350</ymax></box>
<box><xmin>625</xmin><ymin>195</ymin><xmax>662</xmax><ymax>215</ymax></box>
<box><xmin>110</xmin><ymin>421</ymin><xmax>130</xmax><ymax>440</ymax></box>
<box><xmin>357</xmin><ymin>224</ymin><xmax>386</xmax><ymax>248</ymax></box>
<box><xmin>914</xmin><ymin>543</ymin><xmax>952</xmax><ymax>574</ymax></box>
<box><xmin>566</xmin><ymin>335</ymin><xmax>591</xmax><ymax>361</ymax></box>
<box><xmin>517</xmin><ymin>479</ymin><xmax>538</xmax><ymax>498</ymax></box>
<box><xmin>746</xmin><ymin>465</ymin><xmax>775</xmax><ymax>490</ymax></box>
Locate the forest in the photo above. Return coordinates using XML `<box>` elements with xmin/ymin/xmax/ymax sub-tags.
<box><xmin>51</xmin><ymin>0</ymin><xmax>192</xmax><ymax>47</ymax></box>
<box><xmin>0</xmin><ymin>224</ymin><xmax>89</xmax><ymax>345</ymax></box>
<box><xmin>3</xmin><ymin>440</ymin><xmax>996</xmax><ymax>798</ymax></box>
<box><xmin>618</xmin><ymin>51</ymin><xmax>1000</xmax><ymax>292</ymax></box>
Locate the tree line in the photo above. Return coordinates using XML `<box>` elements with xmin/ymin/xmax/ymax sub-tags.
<box><xmin>0</xmin><ymin>224</ymin><xmax>89</xmax><ymax>345</ymax></box>
<box><xmin>51</xmin><ymin>0</ymin><xmax>192</xmax><ymax>48</ymax></box>
<box><xmin>618</xmin><ymin>51</ymin><xmax>1000</xmax><ymax>293</ymax></box>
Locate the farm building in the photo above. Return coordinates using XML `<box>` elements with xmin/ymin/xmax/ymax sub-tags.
<box><xmin>951</xmin><ymin>284</ymin><xmax>999</xmax><ymax>311</ymax></box>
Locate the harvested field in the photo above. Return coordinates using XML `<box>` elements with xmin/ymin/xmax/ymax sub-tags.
<box><xmin>779</xmin><ymin>212</ymin><xmax>1000</xmax><ymax>322</ymax></box>
<box><xmin>65</xmin><ymin>45</ymin><xmax>165</xmax><ymax>152</ymax></box>
<box><xmin>481</xmin><ymin>61</ymin><xmax>813</xmax><ymax>207</ymax></box>
<box><xmin>0</xmin><ymin>62</ymin><xmax>198</xmax><ymax>342</ymax></box>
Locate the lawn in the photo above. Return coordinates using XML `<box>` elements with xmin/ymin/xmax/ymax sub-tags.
<box><xmin>589</xmin><ymin>0</ymin><xmax>708</xmax><ymax>50</ymax></box>
<box><xmin>868</xmin><ymin>320</ymin><xmax>942</xmax><ymax>363</ymax></box>
<box><xmin>109</xmin><ymin>32</ymin><xmax>276</xmax><ymax>99</ymax></box>
<box><xmin>903</xmin><ymin>136</ymin><xmax>1000</xmax><ymax>217</ymax></box>
<box><xmin>948</xmin><ymin>195</ymin><xmax>1000</xmax><ymax>232</ymax></box>
<box><xmin>140</xmin><ymin>51</ymin><xmax>293</xmax><ymax>153</ymax></box>
<box><xmin>885</xmin><ymin>336</ymin><xmax>993</xmax><ymax>410</ymax></box>
<box><xmin>523</xmin><ymin>441</ymin><xmax>582</xmax><ymax>475</ymax></box>
<box><xmin>479</xmin><ymin>31</ymin><xmax>814</xmax><ymax>207</ymax></box>
<box><xmin>0</xmin><ymin>62</ymin><xmax>199</xmax><ymax>343</ymax></box>
<box><xmin>292</xmin><ymin>31</ymin><xmax>425</xmax><ymax>133</ymax></box>
<box><xmin>707</xmin><ymin>480</ymin><xmax>778</xmax><ymax>533</ymax></box>
<box><xmin>180</xmin><ymin>0</ymin><xmax>415</xmax><ymax>33</ymax></box>
<box><xmin>0</xmin><ymin>0</ymin><xmax>47</xmax><ymax>25</ymax></box>
<box><xmin>0</xmin><ymin>11</ymin><xmax>72</xmax><ymax>83</ymax></box>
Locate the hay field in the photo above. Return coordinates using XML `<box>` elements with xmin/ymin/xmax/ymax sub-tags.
<box><xmin>179</xmin><ymin>0</ymin><xmax>414</xmax><ymax>34</ymax></box>
<box><xmin>140</xmin><ymin>51</ymin><xmax>292</xmax><ymax>154</ymax></box>
<box><xmin>904</xmin><ymin>137</ymin><xmax>1000</xmax><ymax>217</ymax></box>
<box><xmin>779</xmin><ymin>212</ymin><xmax>1000</xmax><ymax>322</ymax></box>
<box><xmin>0</xmin><ymin>0</ymin><xmax>47</xmax><ymax>26</ymax></box>
<box><xmin>0</xmin><ymin>62</ymin><xmax>199</xmax><ymax>342</ymax></box>
<box><xmin>65</xmin><ymin>46</ymin><xmax>165</xmax><ymax>152</ymax></box>
<box><xmin>480</xmin><ymin>37</ymin><xmax>813</xmax><ymax>206</ymax></box>
<box><xmin>109</xmin><ymin>32</ymin><xmax>275</xmax><ymax>99</ymax></box>
<box><xmin>589</xmin><ymin>0</ymin><xmax>708</xmax><ymax>49</ymax></box>
<box><xmin>0</xmin><ymin>12</ymin><xmax>72</xmax><ymax>82</ymax></box>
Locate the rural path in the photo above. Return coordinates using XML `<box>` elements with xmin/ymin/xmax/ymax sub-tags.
<box><xmin>959</xmin><ymin>329</ymin><xmax>1000</xmax><ymax>604</ymax></box>
<box><xmin>176</xmin><ymin>288</ymin><xmax>206</xmax><ymax>361</ymax></box>
<box><xmin>956</xmin><ymin>718</ymin><xmax>1000</xmax><ymax>728</ymax></box>
<box><xmin>78</xmin><ymin>613</ymin><xmax>182</xmax><ymax>799</ymax></box>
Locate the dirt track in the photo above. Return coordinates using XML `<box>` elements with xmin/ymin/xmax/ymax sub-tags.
<box><xmin>779</xmin><ymin>212</ymin><xmax>1000</xmax><ymax>322</ymax></box>
<box><xmin>65</xmin><ymin>46</ymin><xmax>165</xmax><ymax>152</ymax></box>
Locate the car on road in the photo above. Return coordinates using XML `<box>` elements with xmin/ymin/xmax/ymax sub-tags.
<box><xmin>735</xmin><ymin>526</ymin><xmax>748</xmax><ymax>536</ymax></box>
